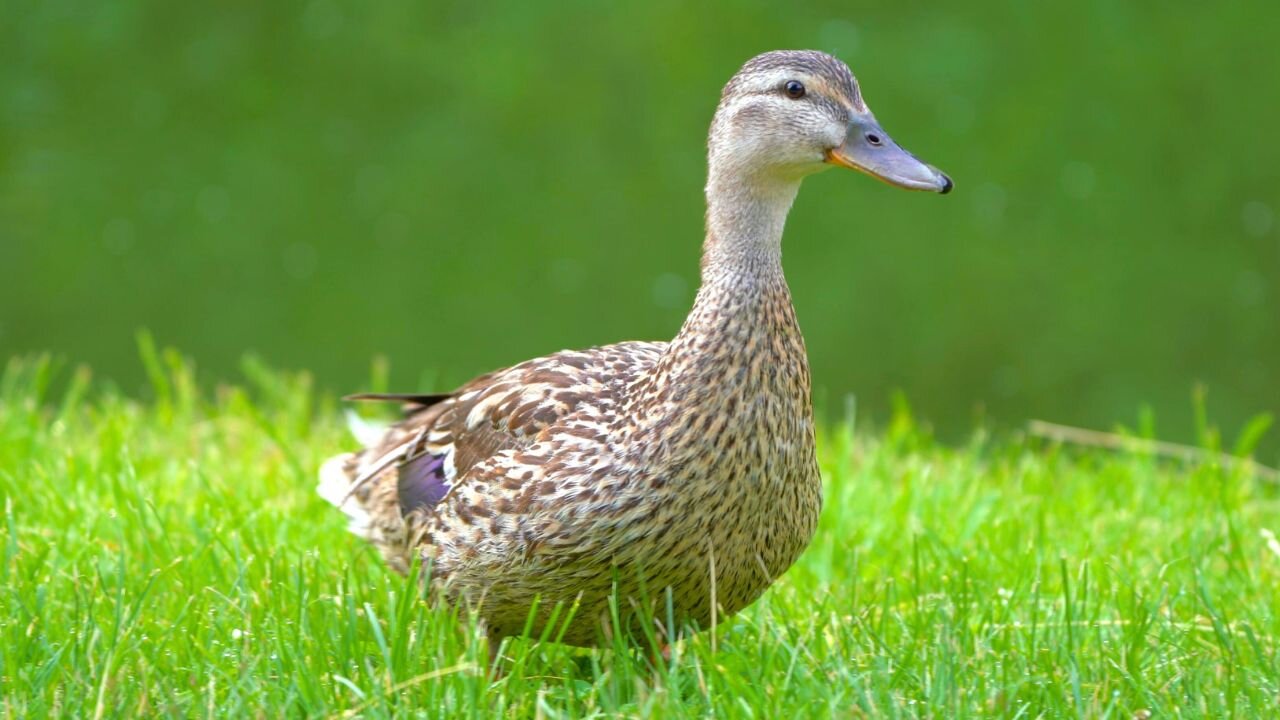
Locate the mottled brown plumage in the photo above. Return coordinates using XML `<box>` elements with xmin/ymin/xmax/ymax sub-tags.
<box><xmin>318</xmin><ymin>49</ymin><xmax>951</xmax><ymax>650</ymax></box>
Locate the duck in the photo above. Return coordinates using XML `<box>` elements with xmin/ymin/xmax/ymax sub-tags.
<box><xmin>318</xmin><ymin>49</ymin><xmax>951</xmax><ymax>652</ymax></box>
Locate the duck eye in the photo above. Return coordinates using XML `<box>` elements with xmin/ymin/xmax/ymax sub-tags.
<box><xmin>783</xmin><ymin>80</ymin><xmax>806</xmax><ymax>99</ymax></box>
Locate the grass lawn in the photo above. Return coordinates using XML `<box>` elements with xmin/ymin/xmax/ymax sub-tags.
<box><xmin>2</xmin><ymin>348</ymin><xmax>1278</xmax><ymax>718</ymax></box>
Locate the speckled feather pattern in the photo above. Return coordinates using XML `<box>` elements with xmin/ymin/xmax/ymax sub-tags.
<box><xmin>322</xmin><ymin>50</ymin><xmax>863</xmax><ymax>647</ymax></box>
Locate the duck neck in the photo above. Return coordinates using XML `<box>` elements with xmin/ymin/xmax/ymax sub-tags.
<box><xmin>684</xmin><ymin>172</ymin><xmax>802</xmax><ymax>350</ymax></box>
<box><xmin>699</xmin><ymin>173</ymin><xmax>799</xmax><ymax>282</ymax></box>
<box><xmin>634</xmin><ymin>171</ymin><xmax>810</xmax><ymax>415</ymax></box>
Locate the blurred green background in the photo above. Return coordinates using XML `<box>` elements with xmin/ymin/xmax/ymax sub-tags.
<box><xmin>3</xmin><ymin>1</ymin><xmax>1278</xmax><ymax>455</ymax></box>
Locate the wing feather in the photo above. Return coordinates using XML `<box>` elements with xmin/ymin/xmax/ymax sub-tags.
<box><xmin>336</xmin><ymin>341</ymin><xmax>665</xmax><ymax>520</ymax></box>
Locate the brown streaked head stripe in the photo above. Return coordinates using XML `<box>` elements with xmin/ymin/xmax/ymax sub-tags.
<box><xmin>721</xmin><ymin>50</ymin><xmax>866</xmax><ymax>113</ymax></box>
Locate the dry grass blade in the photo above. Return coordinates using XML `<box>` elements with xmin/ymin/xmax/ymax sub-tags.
<box><xmin>1027</xmin><ymin>420</ymin><xmax>1279</xmax><ymax>483</ymax></box>
<box><xmin>330</xmin><ymin>663</ymin><xmax>479</xmax><ymax>719</ymax></box>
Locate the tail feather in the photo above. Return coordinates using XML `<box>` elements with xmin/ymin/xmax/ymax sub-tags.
<box><xmin>344</xmin><ymin>408</ymin><xmax>391</xmax><ymax>446</ymax></box>
<box><xmin>317</xmin><ymin>453</ymin><xmax>372</xmax><ymax>537</ymax></box>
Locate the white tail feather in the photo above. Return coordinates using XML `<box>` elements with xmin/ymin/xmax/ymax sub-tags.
<box><xmin>317</xmin><ymin>454</ymin><xmax>371</xmax><ymax>537</ymax></box>
<box><xmin>345</xmin><ymin>408</ymin><xmax>391</xmax><ymax>446</ymax></box>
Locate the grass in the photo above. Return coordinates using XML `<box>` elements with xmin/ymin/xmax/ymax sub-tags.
<box><xmin>2</xmin><ymin>348</ymin><xmax>1278</xmax><ymax>718</ymax></box>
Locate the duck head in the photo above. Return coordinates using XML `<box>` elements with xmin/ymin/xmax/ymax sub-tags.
<box><xmin>709</xmin><ymin>50</ymin><xmax>952</xmax><ymax>193</ymax></box>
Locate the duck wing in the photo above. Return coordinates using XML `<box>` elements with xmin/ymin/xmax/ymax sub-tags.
<box><xmin>344</xmin><ymin>392</ymin><xmax>454</xmax><ymax>408</ymax></box>
<box><xmin>317</xmin><ymin>341</ymin><xmax>665</xmax><ymax>567</ymax></box>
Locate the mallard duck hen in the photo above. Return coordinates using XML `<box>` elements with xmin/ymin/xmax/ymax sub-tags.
<box><xmin>319</xmin><ymin>50</ymin><xmax>951</xmax><ymax>649</ymax></box>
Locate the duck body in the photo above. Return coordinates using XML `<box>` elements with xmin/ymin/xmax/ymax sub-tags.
<box><xmin>319</xmin><ymin>50</ymin><xmax>950</xmax><ymax>649</ymax></box>
<box><xmin>325</xmin><ymin>275</ymin><xmax>818</xmax><ymax>646</ymax></box>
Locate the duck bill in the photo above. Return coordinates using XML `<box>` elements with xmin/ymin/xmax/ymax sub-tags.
<box><xmin>825</xmin><ymin>115</ymin><xmax>953</xmax><ymax>194</ymax></box>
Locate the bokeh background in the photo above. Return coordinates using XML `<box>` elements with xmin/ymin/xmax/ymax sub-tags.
<box><xmin>3</xmin><ymin>1</ymin><xmax>1278</xmax><ymax>455</ymax></box>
